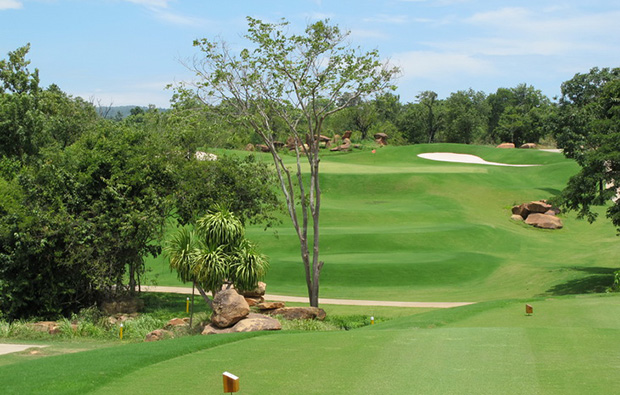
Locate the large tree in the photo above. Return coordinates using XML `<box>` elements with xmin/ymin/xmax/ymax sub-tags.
<box><xmin>181</xmin><ymin>17</ymin><xmax>398</xmax><ymax>306</ymax></box>
<box><xmin>554</xmin><ymin>68</ymin><xmax>620</xmax><ymax>229</ymax></box>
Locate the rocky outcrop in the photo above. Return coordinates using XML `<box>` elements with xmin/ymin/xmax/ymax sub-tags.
<box><xmin>211</xmin><ymin>289</ymin><xmax>250</xmax><ymax>328</ymax></box>
<box><xmin>497</xmin><ymin>143</ymin><xmax>515</xmax><ymax>149</ymax></box>
<box><xmin>520</xmin><ymin>143</ymin><xmax>537</xmax><ymax>149</ymax></box>
<box><xmin>202</xmin><ymin>313</ymin><xmax>281</xmax><ymax>335</ymax></box>
<box><xmin>511</xmin><ymin>200</ymin><xmax>563</xmax><ymax>229</ymax></box>
<box><xmin>525</xmin><ymin>213</ymin><xmax>563</xmax><ymax>229</ymax></box>
<box><xmin>374</xmin><ymin>132</ymin><xmax>388</xmax><ymax>146</ymax></box>
<box><xmin>145</xmin><ymin>329</ymin><xmax>174</xmax><ymax>342</ymax></box>
<box><xmin>265</xmin><ymin>307</ymin><xmax>326</xmax><ymax>321</ymax></box>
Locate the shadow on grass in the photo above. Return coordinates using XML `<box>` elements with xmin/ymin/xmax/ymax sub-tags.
<box><xmin>544</xmin><ymin>267</ymin><xmax>616</xmax><ymax>295</ymax></box>
<box><xmin>536</xmin><ymin>187</ymin><xmax>562</xmax><ymax>198</ymax></box>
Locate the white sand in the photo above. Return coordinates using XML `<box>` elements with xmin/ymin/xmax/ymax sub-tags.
<box><xmin>417</xmin><ymin>152</ymin><xmax>540</xmax><ymax>167</ymax></box>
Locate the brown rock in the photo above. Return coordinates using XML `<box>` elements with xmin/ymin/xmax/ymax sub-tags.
<box><xmin>266</xmin><ymin>307</ymin><xmax>326</xmax><ymax>321</ymax></box>
<box><xmin>31</xmin><ymin>321</ymin><xmax>57</xmax><ymax>333</ymax></box>
<box><xmin>511</xmin><ymin>214</ymin><xmax>524</xmax><ymax>221</ymax></box>
<box><xmin>240</xmin><ymin>281</ymin><xmax>266</xmax><ymax>298</ymax></box>
<box><xmin>511</xmin><ymin>204</ymin><xmax>530</xmax><ymax>218</ymax></box>
<box><xmin>342</xmin><ymin>131</ymin><xmax>352</xmax><ymax>140</ymax></box>
<box><xmin>497</xmin><ymin>143</ymin><xmax>515</xmax><ymax>149</ymax></box>
<box><xmin>166</xmin><ymin>318</ymin><xmax>189</xmax><ymax>328</ymax></box>
<box><xmin>256</xmin><ymin>301</ymin><xmax>286</xmax><ymax>310</ymax></box>
<box><xmin>232</xmin><ymin>313</ymin><xmax>281</xmax><ymax>332</ymax></box>
<box><xmin>256</xmin><ymin>144</ymin><xmax>270</xmax><ymax>153</ymax></box>
<box><xmin>211</xmin><ymin>289</ymin><xmax>250</xmax><ymax>328</ymax></box>
<box><xmin>201</xmin><ymin>324</ymin><xmax>235</xmax><ymax>335</ymax></box>
<box><xmin>244</xmin><ymin>297</ymin><xmax>264</xmax><ymax>307</ymax></box>
<box><xmin>202</xmin><ymin>314</ymin><xmax>281</xmax><ymax>335</ymax></box>
<box><xmin>245</xmin><ymin>143</ymin><xmax>254</xmax><ymax>151</ymax></box>
<box><xmin>525</xmin><ymin>200</ymin><xmax>552</xmax><ymax>214</ymax></box>
<box><xmin>145</xmin><ymin>329</ymin><xmax>174</xmax><ymax>342</ymax></box>
<box><xmin>520</xmin><ymin>143</ymin><xmax>537</xmax><ymax>149</ymax></box>
<box><xmin>374</xmin><ymin>132</ymin><xmax>389</xmax><ymax>146</ymax></box>
<box><xmin>525</xmin><ymin>213</ymin><xmax>563</xmax><ymax>229</ymax></box>
<box><xmin>545</xmin><ymin>207</ymin><xmax>561</xmax><ymax>216</ymax></box>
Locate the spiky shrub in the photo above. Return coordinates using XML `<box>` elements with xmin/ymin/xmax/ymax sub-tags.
<box><xmin>165</xmin><ymin>206</ymin><xmax>269</xmax><ymax>304</ymax></box>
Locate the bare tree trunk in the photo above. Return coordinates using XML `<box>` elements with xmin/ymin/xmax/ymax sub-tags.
<box><xmin>195</xmin><ymin>284</ymin><xmax>213</xmax><ymax>310</ymax></box>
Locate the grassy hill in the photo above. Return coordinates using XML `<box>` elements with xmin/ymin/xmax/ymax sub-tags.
<box><xmin>147</xmin><ymin>144</ymin><xmax>619</xmax><ymax>302</ymax></box>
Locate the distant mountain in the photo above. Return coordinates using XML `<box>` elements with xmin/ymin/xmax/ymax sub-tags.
<box><xmin>98</xmin><ymin>105</ymin><xmax>169</xmax><ymax>119</ymax></box>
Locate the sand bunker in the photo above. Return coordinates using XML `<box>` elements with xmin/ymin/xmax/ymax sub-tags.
<box><xmin>417</xmin><ymin>152</ymin><xmax>539</xmax><ymax>167</ymax></box>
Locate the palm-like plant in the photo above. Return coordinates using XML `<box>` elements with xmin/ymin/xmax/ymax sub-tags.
<box><xmin>165</xmin><ymin>206</ymin><xmax>268</xmax><ymax>315</ymax></box>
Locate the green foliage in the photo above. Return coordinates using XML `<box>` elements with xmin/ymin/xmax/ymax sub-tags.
<box><xmin>555</xmin><ymin>67</ymin><xmax>620</xmax><ymax>230</ymax></box>
<box><xmin>165</xmin><ymin>207</ymin><xmax>269</xmax><ymax>297</ymax></box>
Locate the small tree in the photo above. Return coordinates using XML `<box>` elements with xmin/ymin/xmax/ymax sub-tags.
<box><xmin>165</xmin><ymin>207</ymin><xmax>268</xmax><ymax>314</ymax></box>
<box><xmin>181</xmin><ymin>17</ymin><xmax>398</xmax><ymax>306</ymax></box>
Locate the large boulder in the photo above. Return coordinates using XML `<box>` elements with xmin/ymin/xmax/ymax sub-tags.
<box><xmin>211</xmin><ymin>289</ymin><xmax>250</xmax><ymax>328</ymax></box>
<box><xmin>266</xmin><ymin>307</ymin><xmax>326</xmax><ymax>321</ymax></box>
<box><xmin>511</xmin><ymin>204</ymin><xmax>530</xmax><ymax>218</ymax></box>
<box><xmin>497</xmin><ymin>143</ymin><xmax>515</xmax><ymax>149</ymax></box>
<box><xmin>525</xmin><ymin>213</ymin><xmax>563</xmax><ymax>229</ymax></box>
<box><xmin>202</xmin><ymin>313</ymin><xmax>281</xmax><ymax>335</ymax></box>
<box><xmin>520</xmin><ymin>143</ymin><xmax>537</xmax><ymax>149</ymax></box>
<box><xmin>525</xmin><ymin>200</ymin><xmax>552</xmax><ymax>214</ymax></box>
<box><xmin>231</xmin><ymin>313</ymin><xmax>282</xmax><ymax>332</ymax></box>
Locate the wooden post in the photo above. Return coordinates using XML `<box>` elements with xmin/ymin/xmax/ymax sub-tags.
<box><xmin>223</xmin><ymin>372</ymin><xmax>239</xmax><ymax>393</ymax></box>
<box><xmin>525</xmin><ymin>304</ymin><xmax>533</xmax><ymax>315</ymax></box>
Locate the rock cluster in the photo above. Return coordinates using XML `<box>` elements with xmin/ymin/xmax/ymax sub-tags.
<box><xmin>201</xmin><ymin>288</ymin><xmax>281</xmax><ymax>335</ymax></box>
<box><xmin>496</xmin><ymin>142</ymin><xmax>538</xmax><ymax>149</ymax></box>
<box><xmin>511</xmin><ymin>200</ymin><xmax>563</xmax><ymax>229</ymax></box>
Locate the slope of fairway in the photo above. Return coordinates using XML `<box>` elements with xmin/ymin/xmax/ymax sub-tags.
<box><xmin>10</xmin><ymin>294</ymin><xmax>618</xmax><ymax>395</ymax></box>
<box><xmin>146</xmin><ymin>144</ymin><xmax>620</xmax><ymax>303</ymax></box>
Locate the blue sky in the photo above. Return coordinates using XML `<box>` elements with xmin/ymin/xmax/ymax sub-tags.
<box><xmin>1</xmin><ymin>0</ymin><xmax>618</xmax><ymax>107</ymax></box>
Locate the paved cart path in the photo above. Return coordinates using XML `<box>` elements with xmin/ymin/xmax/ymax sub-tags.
<box><xmin>142</xmin><ymin>286</ymin><xmax>474</xmax><ymax>308</ymax></box>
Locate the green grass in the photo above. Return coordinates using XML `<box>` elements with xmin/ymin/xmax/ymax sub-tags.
<box><xmin>7</xmin><ymin>143</ymin><xmax>618</xmax><ymax>394</ymax></box>
<box><xmin>147</xmin><ymin>144</ymin><xmax>619</xmax><ymax>303</ymax></box>
<box><xmin>6</xmin><ymin>294</ymin><xmax>620</xmax><ymax>394</ymax></box>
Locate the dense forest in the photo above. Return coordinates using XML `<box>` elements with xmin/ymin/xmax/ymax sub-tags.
<box><xmin>0</xmin><ymin>41</ymin><xmax>618</xmax><ymax>320</ymax></box>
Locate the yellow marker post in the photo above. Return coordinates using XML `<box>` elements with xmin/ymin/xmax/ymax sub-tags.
<box><xmin>223</xmin><ymin>371</ymin><xmax>239</xmax><ymax>393</ymax></box>
<box><xmin>371</xmin><ymin>316</ymin><xmax>375</xmax><ymax>325</ymax></box>
<box><xmin>186</xmin><ymin>297</ymin><xmax>190</xmax><ymax>314</ymax></box>
<box><xmin>119</xmin><ymin>323</ymin><xmax>124</xmax><ymax>340</ymax></box>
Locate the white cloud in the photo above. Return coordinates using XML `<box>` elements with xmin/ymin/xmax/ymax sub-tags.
<box><xmin>393</xmin><ymin>51</ymin><xmax>494</xmax><ymax>81</ymax></box>
<box><xmin>0</xmin><ymin>0</ymin><xmax>22</xmax><ymax>10</ymax></box>
<box><xmin>151</xmin><ymin>8</ymin><xmax>205</xmax><ymax>27</ymax></box>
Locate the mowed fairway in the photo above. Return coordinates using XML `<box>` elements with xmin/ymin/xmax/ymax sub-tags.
<box><xmin>4</xmin><ymin>294</ymin><xmax>620</xmax><ymax>394</ymax></box>
<box><xmin>148</xmin><ymin>144</ymin><xmax>619</xmax><ymax>302</ymax></box>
